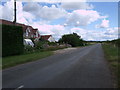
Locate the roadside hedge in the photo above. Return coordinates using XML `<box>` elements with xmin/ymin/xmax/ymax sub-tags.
<box><xmin>2</xmin><ymin>24</ymin><xmax>24</xmax><ymax>57</ymax></box>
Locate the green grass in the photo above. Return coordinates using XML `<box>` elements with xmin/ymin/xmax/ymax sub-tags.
<box><xmin>102</xmin><ymin>44</ymin><xmax>118</xmax><ymax>61</ymax></box>
<box><xmin>2</xmin><ymin>45</ymin><xmax>86</xmax><ymax>69</ymax></box>
<box><xmin>2</xmin><ymin>51</ymin><xmax>53</xmax><ymax>69</ymax></box>
<box><xmin>102</xmin><ymin>44</ymin><xmax>119</xmax><ymax>88</ymax></box>
<box><xmin>2</xmin><ymin>46</ymin><xmax>69</xmax><ymax>69</ymax></box>
<box><xmin>0</xmin><ymin>58</ymin><xmax>2</xmax><ymax>70</ymax></box>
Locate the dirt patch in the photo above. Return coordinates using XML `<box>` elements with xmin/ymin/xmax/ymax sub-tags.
<box><xmin>53</xmin><ymin>48</ymin><xmax>77</xmax><ymax>54</ymax></box>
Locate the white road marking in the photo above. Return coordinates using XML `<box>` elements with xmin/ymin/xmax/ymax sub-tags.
<box><xmin>15</xmin><ymin>85</ymin><xmax>24</xmax><ymax>90</ymax></box>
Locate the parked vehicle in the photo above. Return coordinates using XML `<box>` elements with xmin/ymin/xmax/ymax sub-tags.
<box><xmin>24</xmin><ymin>39</ymin><xmax>34</xmax><ymax>47</ymax></box>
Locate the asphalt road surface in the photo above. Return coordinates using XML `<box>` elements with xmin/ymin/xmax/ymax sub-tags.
<box><xmin>3</xmin><ymin>44</ymin><xmax>114</xmax><ymax>88</ymax></box>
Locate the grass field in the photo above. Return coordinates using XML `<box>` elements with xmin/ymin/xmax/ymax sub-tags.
<box><xmin>102</xmin><ymin>44</ymin><xmax>119</xmax><ymax>88</ymax></box>
<box><xmin>2</xmin><ymin>51</ymin><xmax>53</xmax><ymax>69</ymax></box>
<box><xmin>2</xmin><ymin>46</ymin><xmax>70</xmax><ymax>69</ymax></box>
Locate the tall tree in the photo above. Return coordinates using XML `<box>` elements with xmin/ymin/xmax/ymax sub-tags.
<box><xmin>58</xmin><ymin>33</ymin><xmax>84</xmax><ymax>47</ymax></box>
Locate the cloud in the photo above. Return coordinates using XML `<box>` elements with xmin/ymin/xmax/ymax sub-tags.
<box><xmin>23</xmin><ymin>2</ymin><xmax>106</xmax><ymax>27</ymax></box>
<box><xmin>105</xmin><ymin>27</ymin><xmax>118</xmax><ymax>36</ymax></box>
<box><xmin>96</xmin><ymin>19</ymin><xmax>109</xmax><ymax>28</ymax></box>
<box><xmin>70</xmin><ymin>27</ymin><xmax>99</xmax><ymax>41</ymax></box>
<box><xmin>31</xmin><ymin>22</ymin><xmax>69</xmax><ymax>40</ymax></box>
<box><xmin>23</xmin><ymin>2</ymin><xmax>42</xmax><ymax>12</ymax></box>
<box><xmin>38</xmin><ymin>5</ymin><xmax>67</xmax><ymax>20</ymax></box>
<box><xmin>60</xmin><ymin>2</ymin><xmax>94</xmax><ymax>10</ymax></box>
<box><xmin>101</xmin><ymin>27</ymin><xmax>118</xmax><ymax>40</ymax></box>
<box><xmin>0</xmin><ymin>0</ymin><xmax>14</xmax><ymax>21</ymax></box>
<box><xmin>16</xmin><ymin>2</ymin><xmax>35</xmax><ymax>25</ymax></box>
<box><xmin>0</xmin><ymin>0</ymin><xmax>34</xmax><ymax>25</ymax></box>
<box><xmin>23</xmin><ymin>4</ymin><xmax>67</xmax><ymax>20</ymax></box>
<box><xmin>65</xmin><ymin>10</ymin><xmax>106</xmax><ymax>26</ymax></box>
<box><xmin>70</xmin><ymin>27</ymin><xmax>118</xmax><ymax>41</ymax></box>
<box><xmin>1</xmin><ymin>0</ymin><xmax>117</xmax><ymax>41</ymax></box>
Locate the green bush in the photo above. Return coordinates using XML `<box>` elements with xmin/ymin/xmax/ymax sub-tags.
<box><xmin>48</xmin><ymin>42</ymin><xmax>57</xmax><ymax>46</ymax></box>
<box><xmin>24</xmin><ymin>45</ymin><xmax>34</xmax><ymax>54</ymax></box>
<box><xmin>34</xmin><ymin>41</ymin><xmax>48</xmax><ymax>50</ymax></box>
<box><xmin>2</xmin><ymin>24</ymin><xmax>24</xmax><ymax>57</ymax></box>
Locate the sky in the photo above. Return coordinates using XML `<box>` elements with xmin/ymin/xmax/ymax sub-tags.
<box><xmin>0</xmin><ymin>0</ymin><xmax>119</xmax><ymax>41</ymax></box>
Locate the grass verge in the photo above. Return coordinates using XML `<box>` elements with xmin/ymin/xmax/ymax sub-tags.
<box><xmin>2</xmin><ymin>51</ymin><xmax>53</xmax><ymax>69</ymax></box>
<box><xmin>102</xmin><ymin>44</ymin><xmax>119</xmax><ymax>88</ymax></box>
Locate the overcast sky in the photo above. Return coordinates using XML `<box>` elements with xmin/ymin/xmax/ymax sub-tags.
<box><xmin>0</xmin><ymin>0</ymin><xmax>118</xmax><ymax>41</ymax></box>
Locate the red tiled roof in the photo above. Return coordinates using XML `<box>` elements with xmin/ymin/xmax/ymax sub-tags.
<box><xmin>41</xmin><ymin>35</ymin><xmax>52</xmax><ymax>40</ymax></box>
<box><xmin>33</xmin><ymin>29</ymin><xmax>38</xmax><ymax>33</ymax></box>
<box><xmin>0</xmin><ymin>19</ymin><xmax>40</xmax><ymax>38</ymax></box>
<box><xmin>27</xmin><ymin>26</ymin><xmax>33</xmax><ymax>30</ymax></box>
<box><xmin>0</xmin><ymin>19</ymin><xmax>14</xmax><ymax>25</ymax></box>
<box><xmin>0</xmin><ymin>19</ymin><xmax>36</xmax><ymax>32</ymax></box>
<box><xmin>0</xmin><ymin>19</ymin><xmax>28</xmax><ymax>31</ymax></box>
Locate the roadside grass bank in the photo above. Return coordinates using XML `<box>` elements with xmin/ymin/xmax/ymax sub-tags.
<box><xmin>2</xmin><ymin>51</ymin><xmax>53</xmax><ymax>69</ymax></box>
<box><xmin>102</xmin><ymin>44</ymin><xmax>119</xmax><ymax>88</ymax></box>
<box><xmin>0</xmin><ymin>58</ymin><xmax>2</xmax><ymax>69</ymax></box>
<box><xmin>2</xmin><ymin>45</ymin><xmax>69</xmax><ymax>69</ymax></box>
<box><xmin>2</xmin><ymin>44</ymin><xmax>89</xmax><ymax>69</ymax></box>
<box><xmin>43</xmin><ymin>46</ymin><xmax>68</xmax><ymax>51</ymax></box>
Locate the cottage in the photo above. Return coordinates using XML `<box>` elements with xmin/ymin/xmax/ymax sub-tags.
<box><xmin>41</xmin><ymin>35</ymin><xmax>55</xmax><ymax>42</ymax></box>
<box><xmin>0</xmin><ymin>19</ymin><xmax>40</xmax><ymax>40</ymax></box>
<box><xmin>24</xmin><ymin>26</ymin><xmax>40</xmax><ymax>40</ymax></box>
<box><xmin>0</xmin><ymin>19</ymin><xmax>40</xmax><ymax>46</ymax></box>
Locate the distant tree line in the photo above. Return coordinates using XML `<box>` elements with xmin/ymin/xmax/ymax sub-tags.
<box><xmin>103</xmin><ymin>39</ymin><xmax>120</xmax><ymax>47</ymax></box>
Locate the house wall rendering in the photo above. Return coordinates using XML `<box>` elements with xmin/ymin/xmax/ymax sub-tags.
<box><xmin>48</xmin><ymin>36</ymin><xmax>56</xmax><ymax>42</ymax></box>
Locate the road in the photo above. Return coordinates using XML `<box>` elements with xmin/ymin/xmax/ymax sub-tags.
<box><xmin>3</xmin><ymin>44</ymin><xmax>114</xmax><ymax>88</ymax></box>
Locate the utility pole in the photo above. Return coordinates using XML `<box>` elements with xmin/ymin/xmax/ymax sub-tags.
<box><xmin>13</xmin><ymin>0</ymin><xmax>16</xmax><ymax>24</ymax></box>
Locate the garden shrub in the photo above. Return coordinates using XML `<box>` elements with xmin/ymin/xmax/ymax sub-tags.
<box><xmin>34</xmin><ymin>41</ymin><xmax>48</xmax><ymax>50</ymax></box>
<box><xmin>24</xmin><ymin>45</ymin><xmax>34</xmax><ymax>54</ymax></box>
<box><xmin>2</xmin><ymin>24</ymin><xmax>23</xmax><ymax>57</ymax></box>
<box><xmin>48</xmin><ymin>42</ymin><xmax>57</xmax><ymax>46</ymax></box>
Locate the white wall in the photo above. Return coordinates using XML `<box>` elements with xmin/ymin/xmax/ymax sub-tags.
<box><xmin>48</xmin><ymin>36</ymin><xmax>55</xmax><ymax>42</ymax></box>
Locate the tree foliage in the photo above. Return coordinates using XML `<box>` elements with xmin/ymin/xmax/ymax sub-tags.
<box><xmin>58</xmin><ymin>33</ymin><xmax>84</xmax><ymax>47</ymax></box>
